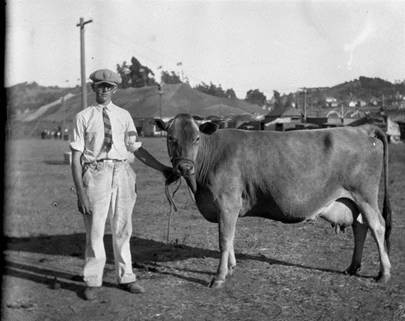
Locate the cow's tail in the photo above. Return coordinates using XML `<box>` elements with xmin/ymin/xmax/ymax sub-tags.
<box><xmin>373</xmin><ymin>126</ymin><xmax>392</xmax><ymax>253</ymax></box>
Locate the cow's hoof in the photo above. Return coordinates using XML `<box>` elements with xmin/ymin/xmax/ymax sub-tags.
<box><xmin>344</xmin><ymin>264</ymin><xmax>361</xmax><ymax>275</ymax></box>
<box><xmin>375</xmin><ymin>272</ymin><xmax>390</xmax><ymax>283</ymax></box>
<box><xmin>209</xmin><ymin>278</ymin><xmax>225</xmax><ymax>289</ymax></box>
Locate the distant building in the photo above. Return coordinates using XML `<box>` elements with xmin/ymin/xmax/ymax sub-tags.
<box><xmin>399</xmin><ymin>98</ymin><xmax>405</xmax><ymax>110</ymax></box>
<box><xmin>348</xmin><ymin>101</ymin><xmax>357</xmax><ymax>108</ymax></box>
<box><xmin>263</xmin><ymin>106</ymin><xmax>303</xmax><ymax>131</ymax></box>
<box><xmin>322</xmin><ymin>117</ymin><xmax>357</xmax><ymax>127</ymax></box>
<box><xmin>370</xmin><ymin>97</ymin><xmax>379</xmax><ymax>106</ymax></box>
<box><xmin>386</xmin><ymin>117</ymin><xmax>401</xmax><ymax>143</ymax></box>
<box><xmin>359</xmin><ymin>100</ymin><xmax>367</xmax><ymax>107</ymax></box>
<box><xmin>306</xmin><ymin>116</ymin><xmax>328</xmax><ymax>126</ymax></box>
<box><xmin>264</xmin><ymin>106</ymin><xmax>303</xmax><ymax>123</ymax></box>
<box><xmin>325</xmin><ymin>97</ymin><xmax>338</xmax><ymax>108</ymax></box>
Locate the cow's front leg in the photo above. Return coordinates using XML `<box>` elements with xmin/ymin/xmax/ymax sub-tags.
<box><xmin>228</xmin><ymin>246</ymin><xmax>236</xmax><ymax>276</ymax></box>
<box><xmin>210</xmin><ymin>202</ymin><xmax>239</xmax><ymax>289</ymax></box>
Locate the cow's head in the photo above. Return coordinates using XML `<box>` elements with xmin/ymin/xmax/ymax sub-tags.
<box><xmin>155</xmin><ymin>114</ymin><xmax>217</xmax><ymax>192</ymax></box>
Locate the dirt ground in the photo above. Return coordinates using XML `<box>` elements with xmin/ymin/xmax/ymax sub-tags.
<box><xmin>2</xmin><ymin>137</ymin><xmax>405</xmax><ymax>321</ymax></box>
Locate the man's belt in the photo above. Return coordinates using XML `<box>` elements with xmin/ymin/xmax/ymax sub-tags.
<box><xmin>95</xmin><ymin>159</ymin><xmax>125</xmax><ymax>163</ymax></box>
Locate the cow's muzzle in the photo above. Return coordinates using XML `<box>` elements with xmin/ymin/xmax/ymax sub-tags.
<box><xmin>171</xmin><ymin>157</ymin><xmax>197</xmax><ymax>194</ymax></box>
<box><xmin>172</xmin><ymin>157</ymin><xmax>195</xmax><ymax>177</ymax></box>
<box><xmin>173</xmin><ymin>158</ymin><xmax>195</xmax><ymax>177</ymax></box>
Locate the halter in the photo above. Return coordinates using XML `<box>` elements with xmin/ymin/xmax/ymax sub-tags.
<box><xmin>166</xmin><ymin>138</ymin><xmax>196</xmax><ymax>176</ymax></box>
<box><xmin>165</xmin><ymin>117</ymin><xmax>197</xmax><ymax>176</ymax></box>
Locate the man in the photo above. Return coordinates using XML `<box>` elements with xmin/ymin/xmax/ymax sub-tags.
<box><xmin>70</xmin><ymin>69</ymin><xmax>175</xmax><ymax>300</ymax></box>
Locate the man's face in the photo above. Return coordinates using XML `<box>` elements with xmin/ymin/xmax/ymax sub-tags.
<box><xmin>93</xmin><ymin>83</ymin><xmax>117</xmax><ymax>105</ymax></box>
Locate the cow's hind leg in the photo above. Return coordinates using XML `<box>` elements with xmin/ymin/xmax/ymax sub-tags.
<box><xmin>209</xmin><ymin>196</ymin><xmax>240</xmax><ymax>289</ymax></box>
<box><xmin>345</xmin><ymin>220</ymin><xmax>368</xmax><ymax>275</ymax></box>
<box><xmin>356</xmin><ymin>200</ymin><xmax>391</xmax><ymax>282</ymax></box>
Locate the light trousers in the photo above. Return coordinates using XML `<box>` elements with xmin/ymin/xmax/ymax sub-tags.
<box><xmin>82</xmin><ymin>161</ymin><xmax>137</xmax><ymax>287</ymax></box>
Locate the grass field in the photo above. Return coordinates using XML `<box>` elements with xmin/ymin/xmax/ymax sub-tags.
<box><xmin>2</xmin><ymin>137</ymin><xmax>405</xmax><ymax>321</ymax></box>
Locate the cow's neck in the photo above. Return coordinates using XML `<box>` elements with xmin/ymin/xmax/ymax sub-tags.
<box><xmin>195</xmin><ymin>133</ymin><xmax>216</xmax><ymax>186</ymax></box>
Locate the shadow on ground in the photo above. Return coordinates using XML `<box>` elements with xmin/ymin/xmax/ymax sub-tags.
<box><xmin>4</xmin><ymin>233</ymin><xmax>355</xmax><ymax>292</ymax></box>
<box><xmin>43</xmin><ymin>160</ymin><xmax>68</xmax><ymax>165</ymax></box>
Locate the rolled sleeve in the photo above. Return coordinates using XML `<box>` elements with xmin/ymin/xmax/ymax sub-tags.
<box><xmin>126</xmin><ymin>112</ymin><xmax>137</xmax><ymax>135</ymax></box>
<box><xmin>125</xmin><ymin>113</ymin><xmax>142</xmax><ymax>152</ymax></box>
<box><xmin>70</xmin><ymin>113</ymin><xmax>85</xmax><ymax>152</ymax></box>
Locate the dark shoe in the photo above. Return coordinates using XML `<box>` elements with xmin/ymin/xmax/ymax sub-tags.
<box><xmin>118</xmin><ymin>281</ymin><xmax>145</xmax><ymax>294</ymax></box>
<box><xmin>83</xmin><ymin>286</ymin><xmax>99</xmax><ymax>301</ymax></box>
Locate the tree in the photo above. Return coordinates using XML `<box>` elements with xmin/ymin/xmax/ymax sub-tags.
<box><xmin>139</xmin><ymin>65</ymin><xmax>156</xmax><ymax>86</ymax></box>
<box><xmin>116</xmin><ymin>61</ymin><xmax>131</xmax><ymax>88</ymax></box>
<box><xmin>225</xmin><ymin>88</ymin><xmax>237</xmax><ymax>99</ymax></box>
<box><xmin>116</xmin><ymin>57</ymin><xmax>158</xmax><ymax>88</ymax></box>
<box><xmin>161</xmin><ymin>70</ymin><xmax>182</xmax><ymax>84</ymax></box>
<box><xmin>269</xmin><ymin>90</ymin><xmax>281</xmax><ymax>110</ymax></box>
<box><xmin>194</xmin><ymin>82</ymin><xmax>235</xmax><ymax>98</ymax></box>
<box><xmin>194</xmin><ymin>82</ymin><xmax>211</xmax><ymax>95</ymax></box>
<box><xmin>128</xmin><ymin>57</ymin><xmax>143</xmax><ymax>87</ymax></box>
<box><xmin>245</xmin><ymin>89</ymin><xmax>266</xmax><ymax>106</ymax></box>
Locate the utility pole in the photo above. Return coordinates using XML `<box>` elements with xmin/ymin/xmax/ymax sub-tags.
<box><xmin>61</xmin><ymin>95</ymin><xmax>66</xmax><ymax>136</ymax></box>
<box><xmin>382</xmin><ymin>94</ymin><xmax>385</xmax><ymax>111</ymax></box>
<box><xmin>301</xmin><ymin>88</ymin><xmax>307</xmax><ymax>122</ymax></box>
<box><xmin>76</xmin><ymin>17</ymin><xmax>93</xmax><ymax>109</ymax></box>
<box><xmin>158</xmin><ymin>84</ymin><xmax>163</xmax><ymax>120</ymax></box>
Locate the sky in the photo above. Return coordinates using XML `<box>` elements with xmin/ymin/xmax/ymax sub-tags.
<box><xmin>5</xmin><ymin>0</ymin><xmax>405</xmax><ymax>98</ymax></box>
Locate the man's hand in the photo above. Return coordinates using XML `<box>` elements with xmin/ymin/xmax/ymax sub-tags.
<box><xmin>77</xmin><ymin>192</ymin><xmax>92</xmax><ymax>215</ymax></box>
<box><xmin>163</xmin><ymin>166</ymin><xmax>181</xmax><ymax>185</ymax></box>
<box><xmin>71</xmin><ymin>149</ymin><xmax>92</xmax><ymax>215</ymax></box>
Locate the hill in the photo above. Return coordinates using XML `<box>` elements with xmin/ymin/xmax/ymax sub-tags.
<box><xmin>15</xmin><ymin>83</ymin><xmax>263</xmax><ymax>122</ymax></box>
<box><xmin>6</xmin><ymin>83</ymin><xmax>264</xmax><ymax>137</ymax></box>
<box><xmin>7</xmin><ymin>76</ymin><xmax>405</xmax><ymax>138</ymax></box>
<box><xmin>327</xmin><ymin>77</ymin><xmax>404</xmax><ymax>100</ymax></box>
<box><xmin>111</xmin><ymin>83</ymin><xmax>264</xmax><ymax>119</ymax></box>
<box><xmin>7</xmin><ymin>82</ymin><xmax>81</xmax><ymax>118</ymax></box>
<box><xmin>295</xmin><ymin>77</ymin><xmax>405</xmax><ymax>114</ymax></box>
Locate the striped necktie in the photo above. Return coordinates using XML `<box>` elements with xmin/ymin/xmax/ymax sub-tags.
<box><xmin>102</xmin><ymin>107</ymin><xmax>112</xmax><ymax>152</ymax></box>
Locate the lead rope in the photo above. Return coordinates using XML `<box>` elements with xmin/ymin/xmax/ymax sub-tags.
<box><xmin>165</xmin><ymin>144</ymin><xmax>197</xmax><ymax>242</ymax></box>
<box><xmin>164</xmin><ymin>176</ymin><xmax>197</xmax><ymax>243</ymax></box>
<box><xmin>164</xmin><ymin>178</ymin><xmax>181</xmax><ymax>243</ymax></box>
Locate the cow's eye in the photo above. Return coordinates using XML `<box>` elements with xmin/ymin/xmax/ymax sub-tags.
<box><xmin>168</xmin><ymin>136</ymin><xmax>178</xmax><ymax>146</ymax></box>
<box><xmin>193</xmin><ymin>136</ymin><xmax>200</xmax><ymax>144</ymax></box>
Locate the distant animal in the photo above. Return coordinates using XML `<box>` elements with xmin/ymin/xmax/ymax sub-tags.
<box><xmin>40</xmin><ymin>130</ymin><xmax>48</xmax><ymax>139</ymax></box>
<box><xmin>156</xmin><ymin>114</ymin><xmax>392</xmax><ymax>288</ymax></box>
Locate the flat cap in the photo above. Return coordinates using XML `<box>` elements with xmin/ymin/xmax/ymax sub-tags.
<box><xmin>89</xmin><ymin>69</ymin><xmax>122</xmax><ymax>86</ymax></box>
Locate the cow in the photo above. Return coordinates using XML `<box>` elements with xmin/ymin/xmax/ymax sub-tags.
<box><xmin>155</xmin><ymin>114</ymin><xmax>392</xmax><ymax>288</ymax></box>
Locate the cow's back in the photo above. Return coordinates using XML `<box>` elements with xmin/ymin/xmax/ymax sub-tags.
<box><xmin>196</xmin><ymin>125</ymin><xmax>383</xmax><ymax>222</ymax></box>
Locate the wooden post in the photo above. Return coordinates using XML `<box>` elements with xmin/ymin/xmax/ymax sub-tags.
<box><xmin>76</xmin><ymin>17</ymin><xmax>93</xmax><ymax>110</ymax></box>
<box><xmin>303</xmin><ymin>88</ymin><xmax>307</xmax><ymax>122</ymax></box>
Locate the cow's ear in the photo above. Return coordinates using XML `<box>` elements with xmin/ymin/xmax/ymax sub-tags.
<box><xmin>155</xmin><ymin>119</ymin><xmax>167</xmax><ymax>131</ymax></box>
<box><xmin>199</xmin><ymin>122</ymin><xmax>218</xmax><ymax>135</ymax></box>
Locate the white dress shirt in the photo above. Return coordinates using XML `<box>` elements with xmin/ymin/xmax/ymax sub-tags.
<box><xmin>70</xmin><ymin>102</ymin><xmax>142</xmax><ymax>163</ymax></box>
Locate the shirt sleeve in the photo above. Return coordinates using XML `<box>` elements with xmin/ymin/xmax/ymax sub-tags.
<box><xmin>125</xmin><ymin>111</ymin><xmax>142</xmax><ymax>152</ymax></box>
<box><xmin>70</xmin><ymin>113</ymin><xmax>85</xmax><ymax>152</ymax></box>
<box><xmin>126</xmin><ymin>111</ymin><xmax>138</xmax><ymax>136</ymax></box>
